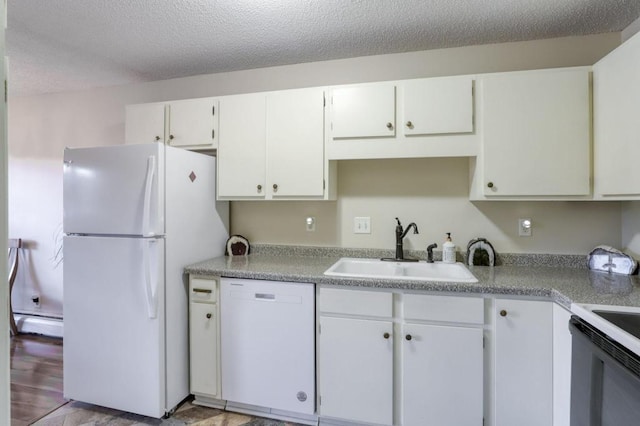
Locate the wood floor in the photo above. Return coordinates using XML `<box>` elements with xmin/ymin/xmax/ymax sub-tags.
<box><xmin>10</xmin><ymin>334</ymin><xmax>65</xmax><ymax>426</ymax></box>
<box><xmin>10</xmin><ymin>334</ymin><xmax>304</xmax><ymax>425</ymax></box>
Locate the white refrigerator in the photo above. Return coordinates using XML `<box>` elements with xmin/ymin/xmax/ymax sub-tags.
<box><xmin>62</xmin><ymin>143</ymin><xmax>229</xmax><ymax>418</ymax></box>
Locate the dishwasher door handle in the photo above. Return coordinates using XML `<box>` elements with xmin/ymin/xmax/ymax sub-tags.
<box><xmin>255</xmin><ymin>293</ymin><xmax>276</xmax><ymax>300</ymax></box>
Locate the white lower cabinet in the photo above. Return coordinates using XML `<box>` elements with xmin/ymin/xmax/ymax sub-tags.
<box><xmin>318</xmin><ymin>316</ymin><xmax>394</xmax><ymax>424</ymax></box>
<box><xmin>189</xmin><ymin>277</ymin><xmax>223</xmax><ymax>408</ymax></box>
<box><xmin>552</xmin><ymin>304</ymin><xmax>572</xmax><ymax>426</ymax></box>
<box><xmin>318</xmin><ymin>288</ymin><xmax>484</xmax><ymax>426</ymax></box>
<box><xmin>493</xmin><ymin>299</ymin><xmax>553</xmax><ymax>426</ymax></box>
<box><xmin>401</xmin><ymin>323</ymin><xmax>483</xmax><ymax>426</ymax></box>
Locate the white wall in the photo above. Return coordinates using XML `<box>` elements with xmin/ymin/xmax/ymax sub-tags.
<box><xmin>8</xmin><ymin>33</ymin><xmax>623</xmax><ymax>317</ymax></box>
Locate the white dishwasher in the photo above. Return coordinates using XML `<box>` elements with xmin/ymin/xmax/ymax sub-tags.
<box><xmin>220</xmin><ymin>278</ymin><xmax>316</xmax><ymax>422</ymax></box>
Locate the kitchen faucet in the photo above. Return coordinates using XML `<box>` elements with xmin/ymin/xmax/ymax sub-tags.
<box><xmin>383</xmin><ymin>217</ymin><xmax>419</xmax><ymax>262</ymax></box>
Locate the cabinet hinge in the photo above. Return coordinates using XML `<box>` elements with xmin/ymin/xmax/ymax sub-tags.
<box><xmin>4</xmin><ymin>79</ymin><xmax>6</xmax><ymax>103</ymax></box>
<box><xmin>212</xmin><ymin>129</ymin><xmax>215</xmax><ymax>139</ymax></box>
<box><xmin>483</xmin><ymin>336</ymin><xmax>485</xmax><ymax>348</ymax></box>
<box><xmin>318</xmin><ymin>323</ymin><xmax>321</xmax><ymax>334</ymax></box>
<box><xmin>323</xmin><ymin>180</ymin><xmax>326</xmax><ymax>190</ymax></box>
<box><xmin>319</xmin><ymin>395</ymin><xmax>321</xmax><ymax>406</ymax></box>
<box><xmin>212</xmin><ymin>105</ymin><xmax>215</xmax><ymax>116</ymax></box>
<box><xmin>483</xmin><ymin>417</ymin><xmax>485</xmax><ymax>426</ymax></box>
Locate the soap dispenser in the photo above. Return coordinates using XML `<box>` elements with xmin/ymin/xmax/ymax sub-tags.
<box><xmin>443</xmin><ymin>233</ymin><xmax>456</xmax><ymax>264</ymax></box>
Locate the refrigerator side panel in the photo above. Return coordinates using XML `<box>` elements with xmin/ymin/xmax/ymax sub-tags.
<box><xmin>163</xmin><ymin>146</ymin><xmax>229</xmax><ymax>410</ymax></box>
<box><xmin>63</xmin><ymin>235</ymin><xmax>166</xmax><ymax>418</ymax></box>
<box><xmin>63</xmin><ymin>143</ymin><xmax>165</xmax><ymax>236</ymax></box>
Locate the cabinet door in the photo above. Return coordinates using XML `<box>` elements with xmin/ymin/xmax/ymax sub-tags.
<box><xmin>189</xmin><ymin>302</ymin><xmax>218</xmax><ymax>398</ymax></box>
<box><xmin>167</xmin><ymin>98</ymin><xmax>218</xmax><ymax>149</ymax></box>
<box><xmin>267</xmin><ymin>88</ymin><xmax>325</xmax><ymax>197</ymax></box>
<box><xmin>402</xmin><ymin>76</ymin><xmax>474</xmax><ymax>136</ymax></box>
<box><xmin>402</xmin><ymin>323</ymin><xmax>483</xmax><ymax>426</ymax></box>
<box><xmin>481</xmin><ymin>69</ymin><xmax>590</xmax><ymax>196</ymax></box>
<box><xmin>125</xmin><ymin>103</ymin><xmax>166</xmax><ymax>144</ymax></box>
<box><xmin>593</xmin><ymin>31</ymin><xmax>640</xmax><ymax>198</ymax></box>
<box><xmin>318</xmin><ymin>316</ymin><xmax>393</xmax><ymax>425</ymax></box>
<box><xmin>217</xmin><ymin>93</ymin><xmax>266</xmax><ymax>199</ymax></box>
<box><xmin>552</xmin><ymin>304</ymin><xmax>572</xmax><ymax>426</ymax></box>
<box><xmin>330</xmin><ymin>84</ymin><xmax>396</xmax><ymax>139</ymax></box>
<box><xmin>494</xmin><ymin>299</ymin><xmax>552</xmax><ymax>426</ymax></box>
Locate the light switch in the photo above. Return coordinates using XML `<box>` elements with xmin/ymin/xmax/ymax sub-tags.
<box><xmin>354</xmin><ymin>217</ymin><xmax>371</xmax><ymax>234</ymax></box>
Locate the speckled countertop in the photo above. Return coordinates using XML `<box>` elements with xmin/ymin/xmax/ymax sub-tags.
<box><xmin>185</xmin><ymin>245</ymin><xmax>640</xmax><ymax>309</ymax></box>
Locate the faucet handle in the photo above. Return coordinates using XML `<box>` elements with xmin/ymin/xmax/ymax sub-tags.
<box><xmin>395</xmin><ymin>217</ymin><xmax>402</xmax><ymax>226</ymax></box>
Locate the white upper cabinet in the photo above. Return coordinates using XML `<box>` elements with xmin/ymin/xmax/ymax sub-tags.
<box><xmin>593</xmin><ymin>31</ymin><xmax>640</xmax><ymax>199</ymax></box>
<box><xmin>125</xmin><ymin>102</ymin><xmax>166</xmax><ymax>144</ymax></box>
<box><xmin>266</xmin><ymin>88</ymin><xmax>326</xmax><ymax>198</ymax></box>
<box><xmin>217</xmin><ymin>87</ymin><xmax>332</xmax><ymax>200</ymax></box>
<box><xmin>216</xmin><ymin>93</ymin><xmax>267</xmax><ymax>199</ymax></box>
<box><xmin>330</xmin><ymin>84</ymin><xmax>396</xmax><ymax>139</ymax></box>
<box><xmin>470</xmin><ymin>67</ymin><xmax>591</xmax><ymax>199</ymax></box>
<box><xmin>125</xmin><ymin>97</ymin><xmax>219</xmax><ymax>150</ymax></box>
<box><xmin>328</xmin><ymin>77</ymin><xmax>478</xmax><ymax>159</ymax></box>
<box><xmin>402</xmin><ymin>76</ymin><xmax>474</xmax><ymax>136</ymax></box>
<box><xmin>166</xmin><ymin>98</ymin><xmax>218</xmax><ymax>150</ymax></box>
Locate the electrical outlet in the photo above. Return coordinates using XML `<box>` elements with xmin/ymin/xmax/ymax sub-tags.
<box><xmin>354</xmin><ymin>217</ymin><xmax>371</xmax><ymax>234</ymax></box>
<box><xmin>305</xmin><ymin>217</ymin><xmax>316</xmax><ymax>232</ymax></box>
<box><xmin>519</xmin><ymin>218</ymin><xmax>532</xmax><ymax>237</ymax></box>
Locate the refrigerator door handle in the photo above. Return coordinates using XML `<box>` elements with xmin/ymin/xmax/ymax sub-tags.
<box><xmin>142</xmin><ymin>155</ymin><xmax>156</xmax><ymax>237</ymax></box>
<box><xmin>143</xmin><ymin>239</ymin><xmax>159</xmax><ymax>319</ymax></box>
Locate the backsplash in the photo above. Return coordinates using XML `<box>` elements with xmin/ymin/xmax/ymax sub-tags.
<box><xmin>249</xmin><ymin>244</ymin><xmax>588</xmax><ymax>269</ymax></box>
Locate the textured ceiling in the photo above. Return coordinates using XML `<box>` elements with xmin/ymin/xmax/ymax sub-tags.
<box><xmin>7</xmin><ymin>0</ymin><xmax>640</xmax><ymax>96</ymax></box>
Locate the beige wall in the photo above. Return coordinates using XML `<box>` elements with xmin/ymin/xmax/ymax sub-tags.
<box><xmin>8</xmin><ymin>33</ymin><xmax>624</xmax><ymax>316</ymax></box>
<box><xmin>234</xmin><ymin>158</ymin><xmax>621</xmax><ymax>254</ymax></box>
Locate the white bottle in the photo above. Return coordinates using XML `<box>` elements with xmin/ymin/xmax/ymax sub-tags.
<box><xmin>443</xmin><ymin>233</ymin><xmax>456</xmax><ymax>264</ymax></box>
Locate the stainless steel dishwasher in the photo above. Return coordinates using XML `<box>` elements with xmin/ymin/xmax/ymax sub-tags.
<box><xmin>220</xmin><ymin>278</ymin><xmax>316</xmax><ymax>423</ymax></box>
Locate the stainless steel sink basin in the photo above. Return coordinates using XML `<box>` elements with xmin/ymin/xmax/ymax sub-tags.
<box><xmin>324</xmin><ymin>257</ymin><xmax>478</xmax><ymax>283</ymax></box>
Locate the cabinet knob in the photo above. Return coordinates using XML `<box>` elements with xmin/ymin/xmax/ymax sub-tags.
<box><xmin>500</xmin><ymin>310</ymin><xmax>507</xmax><ymax>317</ymax></box>
<box><xmin>406</xmin><ymin>121</ymin><xmax>413</xmax><ymax>128</ymax></box>
<box><xmin>273</xmin><ymin>183</ymin><xmax>278</xmax><ymax>192</ymax></box>
<box><xmin>383</xmin><ymin>332</ymin><xmax>390</xmax><ymax>339</ymax></box>
<box><xmin>154</xmin><ymin>136</ymin><xmax>161</xmax><ymax>141</ymax></box>
<box><xmin>206</xmin><ymin>313</ymin><xmax>212</xmax><ymax>319</ymax></box>
<box><xmin>386</xmin><ymin>122</ymin><xmax>394</xmax><ymax>130</ymax></box>
<box><xmin>257</xmin><ymin>184</ymin><xmax>262</xmax><ymax>193</ymax></box>
<box><xmin>405</xmin><ymin>334</ymin><xmax>413</xmax><ymax>341</ymax></box>
<box><xmin>169</xmin><ymin>134</ymin><xmax>174</xmax><ymax>140</ymax></box>
<box><xmin>487</xmin><ymin>182</ymin><xmax>494</xmax><ymax>188</ymax></box>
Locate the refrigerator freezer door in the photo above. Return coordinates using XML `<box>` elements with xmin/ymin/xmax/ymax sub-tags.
<box><xmin>63</xmin><ymin>235</ymin><xmax>167</xmax><ymax>418</ymax></box>
<box><xmin>63</xmin><ymin>143</ymin><xmax>165</xmax><ymax>236</ymax></box>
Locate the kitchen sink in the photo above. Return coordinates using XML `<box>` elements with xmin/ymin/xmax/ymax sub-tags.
<box><xmin>324</xmin><ymin>257</ymin><xmax>478</xmax><ymax>283</ymax></box>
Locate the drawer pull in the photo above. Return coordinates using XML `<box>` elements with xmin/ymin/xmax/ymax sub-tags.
<box><xmin>206</xmin><ymin>313</ymin><xmax>212</xmax><ymax>319</ymax></box>
<box><xmin>383</xmin><ymin>332</ymin><xmax>390</xmax><ymax>339</ymax></box>
<box><xmin>500</xmin><ymin>310</ymin><xmax>508</xmax><ymax>317</ymax></box>
<box><xmin>193</xmin><ymin>288</ymin><xmax>212</xmax><ymax>294</ymax></box>
<box><xmin>405</xmin><ymin>334</ymin><xmax>413</xmax><ymax>341</ymax></box>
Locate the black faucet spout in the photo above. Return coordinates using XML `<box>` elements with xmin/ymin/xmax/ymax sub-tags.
<box><xmin>401</xmin><ymin>222</ymin><xmax>419</xmax><ymax>239</ymax></box>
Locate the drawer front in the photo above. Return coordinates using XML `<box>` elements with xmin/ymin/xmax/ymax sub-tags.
<box><xmin>190</xmin><ymin>277</ymin><xmax>217</xmax><ymax>303</ymax></box>
<box><xmin>404</xmin><ymin>294</ymin><xmax>484</xmax><ymax>324</ymax></box>
<box><xmin>319</xmin><ymin>287</ymin><xmax>393</xmax><ymax>318</ymax></box>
